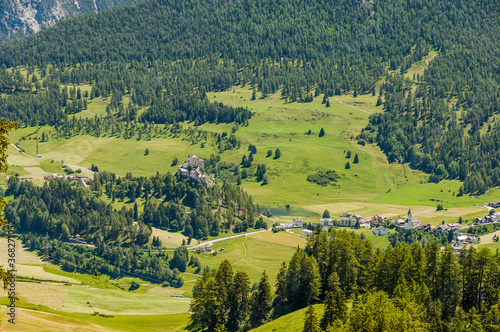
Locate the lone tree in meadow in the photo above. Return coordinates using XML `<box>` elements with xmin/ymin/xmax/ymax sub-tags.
<box><xmin>345</xmin><ymin>162</ymin><xmax>350</xmax><ymax>169</ymax></box>
<box><xmin>319</xmin><ymin>128</ymin><xmax>325</xmax><ymax>137</ymax></box>
<box><xmin>326</xmin><ymin>99</ymin><xmax>331</xmax><ymax>107</ymax></box>
<box><xmin>266</xmin><ymin>149</ymin><xmax>272</xmax><ymax>157</ymax></box>
<box><xmin>323</xmin><ymin>210</ymin><xmax>330</xmax><ymax>218</ymax></box>
<box><xmin>274</xmin><ymin>148</ymin><xmax>281</xmax><ymax>159</ymax></box>
<box><xmin>346</xmin><ymin>150</ymin><xmax>351</xmax><ymax>158</ymax></box>
<box><xmin>353</xmin><ymin>154</ymin><xmax>359</xmax><ymax>164</ymax></box>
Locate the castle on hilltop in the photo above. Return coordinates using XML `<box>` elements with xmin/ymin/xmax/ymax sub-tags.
<box><xmin>177</xmin><ymin>155</ymin><xmax>212</xmax><ymax>185</ymax></box>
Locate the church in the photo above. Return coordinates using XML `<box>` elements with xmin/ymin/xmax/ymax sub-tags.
<box><xmin>404</xmin><ymin>209</ymin><xmax>420</xmax><ymax>230</ymax></box>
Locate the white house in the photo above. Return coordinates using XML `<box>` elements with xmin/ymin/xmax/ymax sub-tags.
<box><xmin>372</xmin><ymin>226</ymin><xmax>388</xmax><ymax>236</ymax></box>
<box><xmin>320</xmin><ymin>218</ymin><xmax>333</xmax><ymax>228</ymax></box>
<box><xmin>301</xmin><ymin>229</ymin><xmax>313</xmax><ymax>237</ymax></box>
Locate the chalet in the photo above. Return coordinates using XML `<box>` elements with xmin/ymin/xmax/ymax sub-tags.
<box><xmin>291</xmin><ymin>218</ymin><xmax>304</xmax><ymax>228</ymax></box>
<box><xmin>371</xmin><ymin>215</ymin><xmax>386</xmax><ymax>225</ymax></box>
<box><xmin>436</xmin><ymin>224</ymin><xmax>460</xmax><ymax>236</ymax></box>
<box><xmin>301</xmin><ymin>229</ymin><xmax>313</xmax><ymax>237</ymax></box>
<box><xmin>196</xmin><ymin>245</ymin><xmax>213</xmax><ymax>253</ymax></box>
<box><xmin>372</xmin><ymin>226</ymin><xmax>388</xmax><ymax>236</ymax></box>
<box><xmin>489</xmin><ymin>200</ymin><xmax>500</xmax><ymax>209</ymax></box>
<box><xmin>273</xmin><ymin>225</ymin><xmax>285</xmax><ymax>232</ymax></box>
<box><xmin>320</xmin><ymin>218</ymin><xmax>333</xmax><ymax>228</ymax></box>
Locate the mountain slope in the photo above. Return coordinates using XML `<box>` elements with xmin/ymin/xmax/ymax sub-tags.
<box><xmin>0</xmin><ymin>0</ymin><xmax>139</xmax><ymax>42</ymax></box>
<box><xmin>0</xmin><ymin>0</ymin><xmax>499</xmax><ymax>194</ymax></box>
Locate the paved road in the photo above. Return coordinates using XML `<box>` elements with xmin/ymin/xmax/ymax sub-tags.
<box><xmin>189</xmin><ymin>229</ymin><xmax>268</xmax><ymax>249</ymax></box>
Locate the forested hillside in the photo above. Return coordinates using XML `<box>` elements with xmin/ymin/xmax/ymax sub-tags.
<box><xmin>0</xmin><ymin>0</ymin><xmax>499</xmax><ymax>193</ymax></box>
<box><xmin>0</xmin><ymin>0</ymin><xmax>139</xmax><ymax>42</ymax></box>
<box><xmin>190</xmin><ymin>230</ymin><xmax>500</xmax><ymax>331</ymax></box>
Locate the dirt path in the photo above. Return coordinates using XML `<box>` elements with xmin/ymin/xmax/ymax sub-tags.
<box><xmin>232</xmin><ymin>235</ymin><xmax>248</xmax><ymax>266</ymax></box>
<box><xmin>188</xmin><ymin>229</ymin><xmax>268</xmax><ymax>249</ymax></box>
<box><xmin>10</xmin><ymin>143</ymin><xmax>33</xmax><ymax>158</ymax></box>
<box><xmin>335</xmin><ymin>97</ymin><xmax>372</xmax><ymax>115</ymax></box>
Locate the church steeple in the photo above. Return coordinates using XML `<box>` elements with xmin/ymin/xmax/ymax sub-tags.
<box><xmin>407</xmin><ymin>209</ymin><xmax>412</xmax><ymax>220</ymax></box>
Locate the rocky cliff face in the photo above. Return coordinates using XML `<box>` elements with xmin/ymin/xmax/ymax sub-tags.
<box><xmin>0</xmin><ymin>0</ymin><xmax>136</xmax><ymax>42</ymax></box>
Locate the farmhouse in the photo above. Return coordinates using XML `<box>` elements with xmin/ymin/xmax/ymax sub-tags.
<box><xmin>489</xmin><ymin>200</ymin><xmax>500</xmax><ymax>209</ymax></box>
<box><xmin>372</xmin><ymin>226</ymin><xmax>388</xmax><ymax>236</ymax></box>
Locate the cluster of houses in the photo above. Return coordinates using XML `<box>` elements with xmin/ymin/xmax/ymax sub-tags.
<box><xmin>474</xmin><ymin>212</ymin><xmax>500</xmax><ymax>225</ymax></box>
<box><xmin>177</xmin><ymin>155</ymin><xmax>213</xmax><ymax>186</ymax></box>
<box><xmin>288</xmin><ymin>209</ymin><xmax>470</xmax><ymax>242</ymax></box>
<box><xmin>43</xmin><ymin>174</ymin><xmax>91</xmax><ymax>186</ymax></box>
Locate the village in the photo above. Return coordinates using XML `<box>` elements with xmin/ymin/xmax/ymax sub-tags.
<box><xmin>271</xmin><ymin>201</ymin><xmax>500</xmax><ymax>253</ymax></box>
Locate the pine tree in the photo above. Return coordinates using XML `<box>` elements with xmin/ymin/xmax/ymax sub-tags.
<box><xmin>345</xmin><ymin>162</ymin><xmax>350</xmax><ymax>169</ymax></box>
<box><xmin>319</xmin><ymin>128</ymin><xmax>325</xmax><ymax>137</ymax></box>
<box><xmin>353</xmin><ymin>154</ymin><xmax>359</xmax><ymax>164</ymax></box>
<box><xmin>227</xmin><ymin>271</ymin><xmax>250</xmax><ymax>331</ymax></box>
<box><xmin>325</xmin><ymin>99</ymin><xmax>330</xmax><ymax>107</ymax></box>
<box><xmin>320</xmin><ymin>273</ymin><xmax>347</xmax><ymax>330</ymax></box>
<box><xmin>303</xmin><ymin>305</ymin><xmax>320</xmax><ymax>332</ymax></box>
<box><xmin>249</xmin><ymin>271</ymin><xmax>272</xmax><ymax>328</ymax></box>
<box><xmin>376</xmin><ymin>96</ymin><xmax>383</xmax><ymax>106</ymax></box>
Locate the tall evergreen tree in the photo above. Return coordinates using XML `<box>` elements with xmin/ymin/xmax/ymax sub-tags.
<box><xmin>249</xmin><ymin>271</ymin><xmax>272</xmax><ymax>328</ymax></box>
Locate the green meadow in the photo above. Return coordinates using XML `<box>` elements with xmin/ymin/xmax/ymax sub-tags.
<box><xmin>195</xmin><ymin>234</ymin><xmax>299</xmax><ymax>284</ymax></box>
<box><xmin>6</xmin><ymin>85</ymin><xmax>499</xmax><ymax>226</ymax></box>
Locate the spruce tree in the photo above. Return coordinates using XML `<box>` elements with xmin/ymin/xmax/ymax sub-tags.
<box><xmin>345</xmin><ymin>162</ymin><xmax>350</xmax><ymax>169</ymax></box>
<box><xmin>319</xmin><ymin>128</ymin><xmax>325</xmax><ymax>137</ymax></box>
<box><xmin>320</xmin><ymin>273</ymin><xmax>347</xmax><ymax>330</ymax></box>
<box><xmin>303</xmin><ymin>305</ymin><xmax>320</xmax><ymax>332</ymax></box>
<box><xmin>353</xmin><ymin>154</ymin><xmax>359</xmax><ymax>164</ymax></box>
<box><xmin>249</xmin><ymin>271</ymin><xmax>272</xmax><ymax>328</ymax></box>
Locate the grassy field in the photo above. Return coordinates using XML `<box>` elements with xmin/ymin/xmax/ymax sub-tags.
<box><xmin>5</xmin><ymin>86</ymin><xmax>500</xmax><ymax>218</ymax></box>
<box><xmin>152</xmin><ymin>228</ymin><xmax>189</xmax><ymax>248</ymax></box>
<box><xmin>195</xmin><ymin>234</ymin><xmax>299</xmax><ymax>284</ymax></box>
<box><xmin>251</xmin><ymin>304</ymin><xmax>324</xmax><ymax>332</ymax></box>
<box><xmin>0</xmin><ymin>306</ymin><xmax>190</xmax><ymax>332</ymax></box>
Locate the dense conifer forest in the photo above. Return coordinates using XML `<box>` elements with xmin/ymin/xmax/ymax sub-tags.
<box><xmin>3</xmin><ymin>172</ymin><xmax>261</xmax><ymax>283</ymax></box>
<box><xmin>0</xmin><ymin>0</ymin><xmax>498</xmax><ymax>193</ymax></box>
<box><xmin>190</xmin><ymin>230</ymin><xmax>500</xmax><ymax>331</ymax></box>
